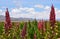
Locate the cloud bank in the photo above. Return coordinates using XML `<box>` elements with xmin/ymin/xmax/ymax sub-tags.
<box><xmin>0</xmin><ymin>4</ymin><xmax>60</xmax><ymax>20</ymax></box>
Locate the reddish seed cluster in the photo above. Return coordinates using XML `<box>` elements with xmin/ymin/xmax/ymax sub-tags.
<box><xmin>4</xmin><ymin>8</ymin><xmax>12</xmax><ymax>33</ymax></box>
<box><xmin>21</xmin><ymin>22</ymin><xmax>27</xmax><ymax>39</ymax></box>
<box><xmin>38</xmin><ymin>20</ymin><xmax>42</xmax><ymax>30</ymax></box>
<box><xmin>38</xmin><ymin>20</ymin><xmax>45</xmax><ymax>31</ymax></box>
<box><xmin>50</xmin><ymin>5</ymin><xmax>56</xmax><ymax>27</ymax></box>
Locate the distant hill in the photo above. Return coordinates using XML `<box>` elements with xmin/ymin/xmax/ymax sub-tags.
<box><xmin>0</xmin><ymin>15</ymin><xmax>34</xmax><ymax>22</ymax></box>
<box><xmin>0</xmin><ymin>15</ymin><xmax>5</xmax><ymax>21</ymax></box>
<box><xmin>0</xmin><ymin>15</ymin><xmax>60</xmax><ymax>22</ymax></box>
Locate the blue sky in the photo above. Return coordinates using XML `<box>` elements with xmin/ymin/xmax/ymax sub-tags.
<box><xmin>0</xmin><ymin>0</ymin><xmax>60</xmax><ymax>19</ymax></box>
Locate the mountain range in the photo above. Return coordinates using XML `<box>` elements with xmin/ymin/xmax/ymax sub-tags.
<box><xmin>0</xmin><ymin>15</ymin><xmax>34</xmax><ymax>22</ymax></box>
<box><xmin>0</xmin><ymin>15</ymin><xmax>60</xmax><ymax>22</ymax></box>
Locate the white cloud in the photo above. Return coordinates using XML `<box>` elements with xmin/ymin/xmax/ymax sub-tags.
<box><xmin>0</xmin><ymin>9</ymin><xmax>5</xmax><ymax>15</ymax></box>
<box><xmin>9</xmin><ymin>6</ymin><xmax>50</xmax><ymax>19</ymax></box>
<box><xmin>34</xmin><ymin>4</ymin><xmax>44</xmax><ymax>8</ymax></box>
<box><xmin>44</xmin><ymin>6</ymin><xmax>50</xmax><ymax>10</ymax></box>
<box><xmin>34</xmin><ymin>4</ymin><xmax>51</xmax><ymax>11</ymax></box>
<box><xmin>10</xmin><ymin>7</ymin><xmax>36</xmax><ymax>18</ymax></box>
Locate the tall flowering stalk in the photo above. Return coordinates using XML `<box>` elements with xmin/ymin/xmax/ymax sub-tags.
<box><xmin>21</xmin><ymin>22</ymin><xmax>27</xmax><ymax>39</ymax></box>
<box><xmin>4</xmin><ymin>8</ymin><xmax>12</xmax><ymax>34</ymax></box>
<box><xmin>38</xmin><ymin>20</ymin><xmax>45</xmax><ymax>39</ymax></box>
<box><xmin>49</xmin><ymin>5</ymin><xmax>56</xmax><ymax>39</ymax></box>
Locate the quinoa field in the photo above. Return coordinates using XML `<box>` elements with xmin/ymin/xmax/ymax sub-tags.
<box><xmin>0</xmin><ymin>21</ymin><xmax>60</xmax><ymax>39</ymax></box>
